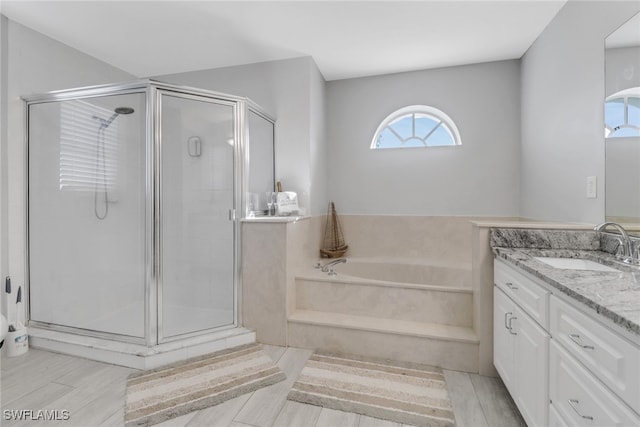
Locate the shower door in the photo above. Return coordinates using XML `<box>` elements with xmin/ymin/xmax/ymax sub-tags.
<box><xmin>28</xmin><ymin>92</ymin><xmax>147</xmax><ymax>338</ymax></box>
<box><xmin>159</xmin><ymin>92</ymin><xmax>236</xmax><ymax>340</ymax></box>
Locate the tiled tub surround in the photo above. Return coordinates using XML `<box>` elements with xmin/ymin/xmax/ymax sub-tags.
<box><xmin>290</xmin><ymin>257</ymin><xmax>478</xmax><ymax>372</ymax></box>
<box><xmin>491</xmin><ymin>228</ymin><xmax>640</xmax><ymax>339</ymax></box>
<box><xmin>242</xmin><ymin>215</ymin><xmax>490</xmax><ymax>372</ymax></box>
<box><xmin>241</xmin><ymin>216</ymin><xmax>323</xmax><ymax>346</ymax></box>
<box><xmin>289</xmin><ymin>216</ymin><xmax>481</xmax><ymax>372</ymax></box>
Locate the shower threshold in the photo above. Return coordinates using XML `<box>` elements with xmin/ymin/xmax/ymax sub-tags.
<box><xmin>27</xmin><ymin>326</ymin><xmax>256</xmax><ymax>370</ymax></box>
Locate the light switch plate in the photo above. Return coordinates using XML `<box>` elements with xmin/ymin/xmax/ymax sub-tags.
<box><xmin>586</xmin><ymin>176</ymin><xmax>597</xmax><ymax>199</ymax></box>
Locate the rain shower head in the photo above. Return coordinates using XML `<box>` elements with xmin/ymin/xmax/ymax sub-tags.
<box><xmin>114</xmin><ymin>107</ymin><xmax>134</xmax><ymax>115</ymax></box>
<box><xmin>93</xmin><ymin>106</ymin><xmax>135</xmax><ymax>129</ymax></box>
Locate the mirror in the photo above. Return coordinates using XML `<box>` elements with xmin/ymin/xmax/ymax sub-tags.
<box><xmin>605</xmin><ymin>12</ymin><xmax>640</xmax><ymax>229</ymax></box>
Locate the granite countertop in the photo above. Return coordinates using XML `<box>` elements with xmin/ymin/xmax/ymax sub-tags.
<box><xmin>493</xmin><ymin>246</ymin><xmax>640</xmax><ymax>338</ymax></box>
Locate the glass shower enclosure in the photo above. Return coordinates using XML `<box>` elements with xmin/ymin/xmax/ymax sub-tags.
<box><xmin>24</xmin><ymin>80</ymin><xmax>275</xmax><ymax>351</ymax></box>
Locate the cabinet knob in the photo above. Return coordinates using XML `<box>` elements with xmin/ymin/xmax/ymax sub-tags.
<box><xmin>505</xmin><ymin>282</ymin><xmax>519</xmax><ymax>290</ymax></box>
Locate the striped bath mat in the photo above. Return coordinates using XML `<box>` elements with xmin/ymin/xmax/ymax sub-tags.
<box><xmin>288</xmin><ymin>352</ymin><xmax>455</xmax><ymax>427</ymax></box>
<box><xmin>125</xmin><ymin>343</ymin><xmax>286</xmax><ymax>426</ymax></box>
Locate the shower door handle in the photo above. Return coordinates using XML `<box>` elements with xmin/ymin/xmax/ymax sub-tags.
<box><xmin>188</xmin><ymin>136</ymin><xmax>202</xmax><ymax>157</ymax></box>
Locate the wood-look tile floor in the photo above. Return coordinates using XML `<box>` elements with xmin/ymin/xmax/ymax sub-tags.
<box><xmin>0</xmin><ymin>345</ymin><xmax>526</xmax><ymax>427</ymax></box>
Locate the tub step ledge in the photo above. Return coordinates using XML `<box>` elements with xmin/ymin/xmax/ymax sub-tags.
<box><xmin>287</xmin><ymin>310</ymin><xmax>479</xmax><ymax>372</ymax></box>
<box><xmin>288</xmin><ymin>310</ymin><xmax>477</xmax><ymax>343</ymax></box>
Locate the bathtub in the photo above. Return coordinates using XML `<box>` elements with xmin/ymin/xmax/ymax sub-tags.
<box><xmin>297</xmin><ymin>257</ymin><xmax>473</xmax><ymax>326</ymax></box>
<box><xmin>328</xmin><ymin>258</ymin><xmax>471</xmax><ymax>290</ymax></box>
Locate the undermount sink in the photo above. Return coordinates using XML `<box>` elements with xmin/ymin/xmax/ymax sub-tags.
<box><xmin>534</xmin><ymin>257</ymin><xmax>620</xmax><ymax>272</ymax></box>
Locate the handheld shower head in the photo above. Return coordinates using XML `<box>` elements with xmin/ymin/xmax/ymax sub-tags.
<box><xmin>92</xmin><ymin>105</ymin><xmax>135</xmax><ymax>220</ymax></box>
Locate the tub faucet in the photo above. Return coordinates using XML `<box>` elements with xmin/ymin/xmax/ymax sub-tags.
<box><xmin>594</xmin><ymin>222</ymin><xmax>638</xmax><ymax>264</ymax></box>
<box><xmin>320</xmin><ymin>258</ymin><xmax>347</xmax><ymax>273</ymax></box>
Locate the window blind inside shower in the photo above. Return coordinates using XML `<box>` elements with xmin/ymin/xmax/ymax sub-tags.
<box><xmin>59</xmin><ymin>100</ymin><xmax>118</xmax><ymax>192</ymax></box>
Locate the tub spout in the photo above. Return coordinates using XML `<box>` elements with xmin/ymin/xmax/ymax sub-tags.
<box><xmin>321</xmin><ymin>258</ymin><xmax>347</xmax><ymax>273</ymax></box>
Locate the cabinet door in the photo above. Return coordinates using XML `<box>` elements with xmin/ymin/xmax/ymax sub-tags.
<box><xmin>494</xmin><ymin>287</ymin><xmax>516</xmax><ymax>391</ymax></box>
<box><xmin>513</xmin><ymin>304</ymin><xmax>550</xmax><ymax>427</ymax></box>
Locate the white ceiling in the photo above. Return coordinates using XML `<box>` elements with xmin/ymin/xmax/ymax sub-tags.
<box><xmin>1</xmin><ymin>0</ymin><xmax>568</xmax><ymax>81</ymax></box>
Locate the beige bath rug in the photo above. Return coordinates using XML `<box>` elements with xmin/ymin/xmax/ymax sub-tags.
<box><xmin>288</xmin><ymin>352</ymin><xmax>455</xmax><ymax>427</ymax></box>
<box><xmin>124</xmin><ymin>343</ymin><xmax>286</xmax><ymax>426</ymax></box>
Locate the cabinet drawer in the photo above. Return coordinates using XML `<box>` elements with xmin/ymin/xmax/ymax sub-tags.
<box><xmin>550</xmin><ymin>341</ymin><xmax>640</xmax><ymax>427</ymax></box>
<box><xmin>550</xmin><ymin>295</ymin><xmax>640</xmax><ymax>414</ymax></box>
<box><xmin>494</xmin><ymin>259</ymin><xmax>549</xmax><ymax>329</ymax></box>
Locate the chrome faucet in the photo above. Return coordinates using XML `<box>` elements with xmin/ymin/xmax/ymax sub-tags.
<box><xmin>594</xmin><ymin>222</ymin><xmax>638</xmax><ymax>264</ymax></box>
<box><xmin>314</xmin><ymin>258</ymin><xmax>347</xmax><ymax>274</ymax></box>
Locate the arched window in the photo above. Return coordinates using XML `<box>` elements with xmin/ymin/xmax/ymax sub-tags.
<box><xmin>371</xmin><ymin>105</ymin><xmax>461</xmax><ymax>149</ymax></box>
<box><xmin>605</xmin><ymin>88</ymin><xmax>640</xmax><ymax>138</ymax></box>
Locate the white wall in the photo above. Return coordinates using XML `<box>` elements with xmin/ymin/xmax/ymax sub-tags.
<box><xmin>155</xmin><ymin>56</ymin><xmax>329</xmax><ymax>215</ymax></box>
<box><xmin>520</xmin><ymin>0</ymin><xmax>640</xmax><ymax>223</ymax></box>
<box><xmin>326</xmin><ymin>60</ymin><xmax>521</xmax><ymax>216</ymax></box>
<box><xmin>2</xmin><ymin>18</ymin><xmax>135</xmax><ymax>322</ymax></box>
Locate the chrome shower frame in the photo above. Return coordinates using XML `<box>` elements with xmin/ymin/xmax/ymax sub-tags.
<box><xmin>22</xmin><ymin>79</ymin><xmax>275</xmax><ymax>348</ymax></box>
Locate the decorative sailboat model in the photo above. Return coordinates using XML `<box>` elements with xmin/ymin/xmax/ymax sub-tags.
<box><xmin>320</xmin><ymin>201</ymin><xmax>348</xmax><ymax>258</ymax></box>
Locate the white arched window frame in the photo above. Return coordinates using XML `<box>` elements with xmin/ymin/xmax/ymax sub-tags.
<box><xmin>605</xmin><ymin>87</ymin><xmax>640</xmax><ymax>138</ymax></box>
<box><xmin>370</xmin><ymin>105</ymin><xmax>462</xmax><ymax>149</ymax></box>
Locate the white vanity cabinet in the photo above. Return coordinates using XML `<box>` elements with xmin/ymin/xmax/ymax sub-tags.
<box><xmin>494</xmin><ymin>260</ymin><xmax>550</xmax><ymax>427</ymax></box>
<box><xmin>549</xmin><ymin>295</ymin><xmax>640</xmax><ymax>426</ymax></box>
<box><xmin>494</xmin><ymin>257</ymin><xmax>640</xmax><ymax>427</ymax></box>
